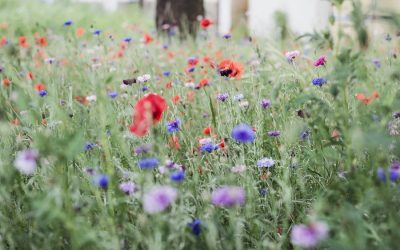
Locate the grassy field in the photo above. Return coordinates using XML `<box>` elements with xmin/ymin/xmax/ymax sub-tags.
<box><xmin>0</xmin><ymin>0</ymin><xmax>400</xmax><ymax>249</ymax></box>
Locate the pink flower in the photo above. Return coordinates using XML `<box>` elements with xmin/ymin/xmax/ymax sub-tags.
<box><xmin>231</xmin><ymin>165</ymin><xmax>246</xmax><ymax>173</ymax></box>
<box><xmin>313</xmin><ymin>55</ymin><xmax>327</xmax><ymax>67</ymax></box>
<box><xmin>211</xmin><ymin>186</ymin><xmax>245</xmax><ymax>207</ymax></box>
<box><xmin>291</xmin><ymin>220</ymin><xmax>329</xmax><ymax>248</ymax></box>
<box><xmin>285</xmin><ymin>50</ymin><xmax>300</xmax><ymax>61</ymax></box>
<box><xmin>143</xmin><ymin>186</ymin><xmax>177</xmax><ymax>213</ymax></box>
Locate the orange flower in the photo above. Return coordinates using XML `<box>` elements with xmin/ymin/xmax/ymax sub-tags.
<box><xmin>35</xmin><ymin>36</ymin><xmax>48</xmax><ymax>47</ymax></box>
<box><xmin>199</xmin><ymin>78</ymin><xmax>209</xmax><ymax>88</ymax></box>
<box><xmin>356</xmin><ymin>90</ymin><xmax>379</xmax><ymax>105</ymax></box>
<box><xmin>218</xmin><ymin>59</ymin><xmax>244</xmax><ymax>79</ymax></box>
<box><xmin>75</xmin><ymin>27</ymin><xmax>85</xmax><ymax>38</ymax></box>
<box><xmin>169</xmin><ymin>135</ymin><xmax>181</xmax><ymax>150</ymax></box>
<box><xmin>19</xmin><ymin>36</ymin><xmax>28</xmax><ymax>48</ymax></box>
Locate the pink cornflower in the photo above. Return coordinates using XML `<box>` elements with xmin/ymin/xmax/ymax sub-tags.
<box><xmin>313</xmin><ymin>55</ymin><xmax>327</xmax><ymax>67</ymax></box>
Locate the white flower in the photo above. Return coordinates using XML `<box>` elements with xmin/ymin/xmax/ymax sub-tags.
<box><xmin>14</xmin><ymin>149</ymin><xmax>39</xmax><ymax>175</ymax></box>
<box><xmin>86</xmin><ymin>95</ymin><xmax>97</xmax><ymax>102</ymax></box>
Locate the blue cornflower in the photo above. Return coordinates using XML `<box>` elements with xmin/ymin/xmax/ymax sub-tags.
<box><xmin>217</xmin><ymin>93</ymin><xmax>229</xmax><ymax>102</ymax></box>
<box><xmin>64</xmin><ymin>20</ymin><xmax>73</xmax><ymax>26</ymax></box>
<box><xmin>390</xmin><ymin>161</ymin><xmax>400</xmax><ymax>182</ymax></box>
<box><xmin>123</xmin><ymin>37</ymin><xmax>132</xmax><ymax>43</ymax></box>
<box><xmin>268</xmin><ymin>130</ymin><xmax>281</xmax><ymax>137</ymax></box>
<box><xmin>142</xmin><ymin>86</ymin><xmax>149</xmax><ymax>92</ymax></box>
<box><xmin>233</xmin><ymin>94</ymin><xmax>244</xmax><ymax>101</ymax></box>
<box><xmin>188</xmin><ymin>219</ymin><xmax>202</xmax><ymax>236</ymax></box>
<box><xmin>260</xmin><ymin>188</ymin><xmax>269</xmax><ymax>196</ymax></box>
<box><xmin>312</xmin><ymin>77</ymin><xmax>327</xmax><ymax>87</ymax></box>
<box><xmin>260</xmin><ymin>99</ymin><xmax>271</xmax><ymax>109</ymax></box>
<box><xmin>166</xmin><ymin>118</ymin><xmax>181</xmax><ymax>133</ymax></box>
<box><xmin>84</xmin><ymin>142</ymin><xmax>96</xmax><ymax>151</ymax></box>
<box><xmin>300</xmin><ymin>130</ymin><xmax>310</xmax><ymax>140</ymax></box>
<box><xmin>170</xmin><ymin>171</ymin><xmax>185</xmax><ymax>182</ymax></box>
<box><xmin>134</xmin><ymin>144</ymin><xmax>152</xmax><ymax>154</ymax></box>
<box><xmin>231</xmin><ymin>124</ymin><xmax>256</xmax><ymax>143</ymax></box>
<box><xmin>200</xmin><ymin>143</ymin><xmax>218</xmax><ymax>153</ymax></box>
<box><xmin>95</xmin><ymin>174</ymin><xmax>109</xmax><ymax>189</ymax></box>
<box><xmin>377</xmin><ymin>167</ymin><xmax>386</xmax><ymax>182</ymax></box>
<box><xmin>257</xmin><ymin>157</ymin><xmax>275</xmax><ymax>168</ymax></box>
<box><xmin>138</xmin><ymin>158</ymin><xmax>159</xmax><ymax>170</ymax></box>
<box><xmin>163</xmin><ymin>71</ymin><xmax>170</xmax><ymax>76</ymax></box>
<box><xmin>93</xmin><ymin>29</ymin><xmax>102</xmax><ymax>36</ymax></box>
<box><xmin>223</xmin><ymin>34</ymin><xmax>231</xmax><ymax>39</ymax></box>
<box><xmin>107</xmin><ymin>91</ymin><xmax>118</xmax><ymax>99</ymax></box>
<box><xmin>39</xmin><ymin>90</ymin><xmax>48</xmax><ymax>97</ymax></box>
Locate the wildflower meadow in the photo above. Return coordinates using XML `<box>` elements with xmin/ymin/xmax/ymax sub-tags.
<box><xmin>0</xmin><ymin>0</ymin><xmax>400</xmax><ymax>249</ymax></box>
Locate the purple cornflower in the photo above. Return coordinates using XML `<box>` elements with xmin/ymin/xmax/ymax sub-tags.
<box><xmin>389</xmin><ymin>161</ymin><xmax>400</xmax><ymax>182</ymax></box>
<box><xmin>217</xmin><ymin>93</ymin><xmax>229</xmax><ymax>102</ymax></box>
<box><xmin>260</xmin><ymin>99</ymin><xmax>271</xmax><ymax>109</ymax></box>
<box><xmin>231</xmin><ymin>124</ymin><xmax>256</xmax><ymax>143</ymax></box>
<box><xmin>166</xmin><ymin>118</ymin><xmax>181</xmax><ymax>133</ymax></box>
<box><xmin>134</xmin><ymin>144</ymin><xmax>152</xmax><ymax>154</ymax></box>
<box><xmin>119</xmin><ymin>181</ymin><xmax>136</xmax><ymax>195</ymax></box>
<box><xmin>143</xmin><ymin>185</ymin><xmax>177</xmax><ymax>213</ymax></box>
<box><xmin>372</xmin><ymin>59</ymin><xmax>381</xmax><ymax>68</ymax></box>
<box><xmin>14</xmin><ymin>149</ymin><xmax>39</xmax><ymax>175</ymax></box>
<box><xmin>223</xmin><ymin>34</ymin><xmax>231</xmax><ymax>39</ymax></box>
<box><xmin>123</xmin><ymin>37</ymin><xmax>132</xmax><ymax>43</ymax></box>
<box><xmin>312</xmin><ymin>77</ymin><xmax>327</xmax><ymax>87</ymax></box>
<box><xmin>300</xmin><ymin>130</ymin><xmax>310</xmax><ymax>140</ymax></box>
<box><xmin>377</xmin><ymin>167</ymin><xmax>386</xmax><ymax>182</ymax></box>
<box><xmin>211</xmin><ymin>186</ymin><xmax>246</xmax><ymax>207</ymax></box>
<box><xmin>393</xmin><ymin>112</ymin><xmax>400</xmax><ymax>119</ymax></box>
<box><xmin>170</xmin><ymin>171</ymin><xmax>185</xmax><ymax>182</ymax></box>
<box><xmin>291</xmin><ymin>221</ymin><xmax>329</xmax><ymax>248</ymax></box>
<box><xmin>95</xmin><ymin>174</ymin><xmax>109</xmax><ymax>189</ymax></box>
<box><xmin>257</xmin><ymin>157</ymin><xmax>275</xmax><ymax>168</ymax></box>
<box><xmin>138</xmin><ymin>158</ymin><xmax>159</xmax><ymax>170</ymax></box>
<box><xmin>84</xmin><ymin>142</ymin><xmax>96</xmax><ymax>151</ymax></box>
<box><xmin>93</xmin><ymin>29</ymin><xmax>102</xmax><ymax>36</ymax></box>
<box><xmin>64</xmin><ymin>20</ymin><xmax>73</xmax><ymax>26</ymax></box>
<box><xmin>268</xmin><ymin>130</ymin><xmax>281</xmax><ymax>137</ymax></box>
<box><xmin>188</xmin><ymin>219</ymin><xmax>202</xmax><ymax>236</ymax></box>
<box><xmin>107</xmin><ymin>91</ymin><xmax>118</xmax><ymax>99</ymax></box>
<box><xmin>187</xmin><ymin>67</ymin><xmax>195</xmax><ymax>73</ymax></box>
<box><xmin>38</xmin><ymin>90</ymin><xmax>47</xmax><ymax>97</ymax></box>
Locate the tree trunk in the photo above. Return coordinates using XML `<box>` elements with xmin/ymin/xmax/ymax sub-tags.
<box><xmin>156</xmin><ymin>0</ymin><xmax>205</xmax><ymax>38</ymax></box>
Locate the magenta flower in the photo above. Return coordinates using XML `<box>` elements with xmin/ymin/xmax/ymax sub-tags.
<box><xmin>313</xmin><ymin>55</ymin><xmax>327</xmax><ymax>67</ymax></box>
<box><xmin>143</xmin><ymin>186</ymin><xmax>177</xmax><ymax>213</ymax></box>
<box><xmin>291</xmin><ymin>220</ymin><xmax>329</xmax><ymax>248</ymax></box>
<box><xmin>211</xmin><ymin>186</ymin><xmax>245</xmax><ymax>207</ymax></box>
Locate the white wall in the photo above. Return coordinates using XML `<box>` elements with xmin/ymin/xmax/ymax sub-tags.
<box><xmin>248</xmin><ymin>0</ymin><xmax>331</xmax><ymax>36</ymax></box>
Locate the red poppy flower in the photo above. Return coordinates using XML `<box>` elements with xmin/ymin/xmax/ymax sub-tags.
<box><xmin>198</xmin><ymin>78</ymin><xmax>209</xmax><ymax>88</ymax></box>
<box><xmin>19</xmin><ymin>36</ymin><xmax>28</xmax><ymax>48</ymax></box>
<box><xmin>203</xmin><ymin>127</ymin><xmax>212</xmax><ymax>135</ymax></box>
<box><xmin>200</xmin><ymin>18</ymin><xmax>213</xmax><ymax>29</ymax></box>
<box><xmin>35</xmin><ymin>36</ymin><xmax>48</xmax><ymax>47</ymax></box>
<box><xmin>2</xmin><ymin>79</ymin><xmax>10</xmax><ymax>87</ymax></box>
<box><xmin>129</xmin><ymin>93</ymin><xmax>167</xmax><ymax>137</ymax></box>
<box><xmin>34</xmin><ymin>83</ymin><xmax>46</xmax><ymax>91</ymax></box>
<box><xmin>218</xmin><ymin>59</ymin><xmax>244</xmax><ymax>79</ymax></box>
<box><xmin>172</xmin><ymin>95</ymin><xmax>180</xmax><ymax>104</ymax></box>
<box><xmin>0</xmin><ymin>37</ymin><xmax>7</xmax><ymax>47</ymax></box>
<box><xmin>143</xmin><ymin>33</ymin><xmax>154</xmax><ymax>45</ymax></box>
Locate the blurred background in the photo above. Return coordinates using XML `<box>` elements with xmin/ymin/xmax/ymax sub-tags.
<box><xmin>68</xmin><ymin>0</ymin><xmax>400</xmax><ymax>38</ymax></box>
